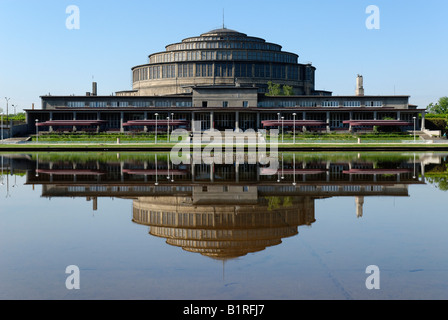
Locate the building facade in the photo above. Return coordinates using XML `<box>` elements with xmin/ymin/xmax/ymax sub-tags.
<box><xmin>25</xmin><ymin>28</ymin><xmax>425</xmax><ymax>134</ymax></box>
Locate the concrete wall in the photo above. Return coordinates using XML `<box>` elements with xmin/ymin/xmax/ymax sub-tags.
<box><xmin>192</xmin><ymin>87</ymin><xmax>258</xmax><ymax>108</ymax></box>
<box><xmin>0</xmin><ymin>121</ymin><xmax>28</xmax><ymax>139</ymax></box>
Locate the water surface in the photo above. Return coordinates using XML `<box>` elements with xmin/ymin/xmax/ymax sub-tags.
<box><xmin>0</xmin><ymin>152</ymin><xmax>447</xmax><ymax>300</ymax></box>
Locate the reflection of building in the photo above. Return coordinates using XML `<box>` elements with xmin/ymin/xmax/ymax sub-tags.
<box><xmin>25</xmin><ymin>28</ymin><xmax>425</xmax><ymax>134</ymax></box>
<box><xmin>132</xmin><ymin>194</ymin><xmax>314</xmax><ymax>259</ymax></box>
<box><xmin>7</xmin><ymin>153</ymin><xmax>431</xmax><ymax>259</ymax></box>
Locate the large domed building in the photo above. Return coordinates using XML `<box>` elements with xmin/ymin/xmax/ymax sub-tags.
<box><xmin>27</xmin><ymin>27</ymin><xmax>425</xmax><ymax>134</ymax></box>
<box><xmin>126</xmin><ymin>28</ymin><xmax>316</xmax><ymax>96</ymax></box>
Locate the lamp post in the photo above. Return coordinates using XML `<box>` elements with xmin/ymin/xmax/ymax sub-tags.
<box><xmin>293</xmin><ymin>113</ymin><xmax>296</xmax><ymax>144</ymax></box>
<box><xmin>277</xmin><ymin>112</ymin><xmax>280</xmax><ymax>136</ymax></box>
<box><xmin>155</xmin><ymin>113</ymin><xmax>158</xmax><ymax>144</ymax></box>
<box><xmin>281</xmin><ymin>116</ymin><xmax>284</xmax><ymax>143</ymax></box>
<box><xmin>35</xmin><ymin>119</ymin><xmax>39</xmax><ymax>143</ymax></box>
<box><xmin>167</xmin><ymin>116</ymin><xmax>170</xmax><ymax>142</ymax></box>
<box><xmin>413</xmin><ymin>116</ymin><xmax>416</xmax><ymax>143</ymax></box>
<box><xmin>171</xmin><ymin>113</ymin><xmax>174</xmax><ymax>141</ymax></box>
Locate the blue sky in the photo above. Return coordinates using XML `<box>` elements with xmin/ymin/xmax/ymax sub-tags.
<box><xmin>0</xmin><ymin>0</ymin><xmax>447</xmax><ymax>113</ymax></box>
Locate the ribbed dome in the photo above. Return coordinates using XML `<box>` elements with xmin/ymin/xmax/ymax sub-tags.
<box><xmin>201</xmin><ymin>27</ymin><xmax>247</xmax><ymax>37</ymax></box>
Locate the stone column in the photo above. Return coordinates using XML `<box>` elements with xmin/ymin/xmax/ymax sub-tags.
<box><xmin>210</xmin><ymin>111</ymin><xmax>214</xmax><ymax>129</ymax></box>
<box><xmin>235</xmin><ymin>111</ymin><xmax>239</xmax><ymax>131</ymax></box>
<box><xmin>49</xmin><ymin>111</ymin><xmax>53</xmax><ymax>133</ymax></box>
<box><xmin>302</xmin><ymin>111</ymin><xmax>307</xmax><ymax>132</ymax></box>
<box><xmin>144</xmin><ymin>111</ymin><xmax>148</xmax><ymax>132</ymax></box>
<box><xmin>191</xmin><ymin>112</ymin><xmax>196</xmax><ymax>133</ymax></box>
<box><xmin>326</xmin><ymin>111</ymin><xmax>331</xmax><ymax>133</ymax></box>
<box><xmin>73</xmin><ymin>111</ymin><xmax>77</xmax><ymax>132</ymax></box>
<box><xmin>421</xmin><ymin>111</ymin><xmax>425</xmax><ymax>130</ymax></box>
<box><xmin>349</xmin><ymin>111</ymin><xmax>353</xmax><ymax>132</ymax></box>
<box><xmin>96</xmin><ymin>111</ymin><xmax>100</xmax><ymax>133</ymax></box>
<box><xmin>120</xmin><ymin>112</ymin><xmax>124</xmax><ymax>133</ymax></box>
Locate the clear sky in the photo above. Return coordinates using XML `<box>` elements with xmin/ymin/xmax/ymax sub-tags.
<box><xmin>0</xmin><ymin>0</ymin><xmax>447</xmax><ymax>113</ymax></box>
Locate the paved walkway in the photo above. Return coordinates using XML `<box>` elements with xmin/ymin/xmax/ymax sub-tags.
<box><xmin>0</xmin><ymin>137</ymin><xmax>31</xmax><ymax>144</ymax></box>
<box><xmin>417</xmin><ymin>131</ymin><xmax>447</xmax><ymax>143</ymax></box>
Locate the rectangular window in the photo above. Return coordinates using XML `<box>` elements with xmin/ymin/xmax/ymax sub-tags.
<box><xmin>67</xmin><ymin>101</ymin><xmax>85</xmax><ymax>108</ymax></box>
<box><xmin>215</xmin><ymin>63</ymin><xmax>232</xmax><ymax>77</ymax></box>
<box><xmin>202</xmin><ymin>101</ymin><xmax>208</xmax><ymax>108</ymax></box>
<box><xmin>162</xmin><ymin>65</ymin><xmax>175</xmax><ymax>78</ymax></box>
<box><xmin>89</xmin><ymin>101</ymin><xmax>107</xmax><ymax>108</ymax></box>
<box><xmin>150</xmin><ymin>66</ymin><xmax>160</xmax><ymax>79</ymax></box>
<box><xmin>299</xmin><ymin>101</ymin><xmax>317</xmax><ymax>107</ymax></box>
<box><xmin>243</xmin><ymin>101</ymin><xmax>248</xmax><ymax>108</ymax></box>
<box><xmin>196</xmin><ymin>63</ymin><xmax>213</xmax><ymax>77</ymax></box>
<box><xmin>322</xmin><ymin>101</ymin><xmax>339</xmax><ymax>107</ymax></box>
<box><xmin>279</xmin><ymin>101</ymin><xmax>296</xmax><ymax>107</ymax></box>
<box><xmin>175</xmin><ymin>101</ymin><xmax>192</xmax><ymax>107</ymax></box>
<box><xmin>287</xmin><ymin>65</ymin><xmax>298</xmax><ymax>80</ymax></box>
<box><xmin>133</xmin><ymin>101</ymin><xmax>150</xmax><ymax>107</ymax></box>
<box><xmin>223</xmin><ymin>101</ymin><xmax>228</xmax><ymax>108</ymax></box>
<box><xmin>365</xmin><ymin>101</ymin><xmax>383</xmax><ymax>107</ymax></box>
<box><xmin>343</xmin><ymin>101</ymin><xmax>361</xmax><ymax>107</ymax></box>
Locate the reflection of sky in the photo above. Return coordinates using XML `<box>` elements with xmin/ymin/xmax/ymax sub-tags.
<box><xmin>0</xmin><ymin>172</ymin><xmax>447</xmax><ymax>299</ymax></box>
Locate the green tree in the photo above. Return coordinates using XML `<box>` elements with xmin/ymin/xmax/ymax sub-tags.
<box><xmin>267</xmin><ymin>81</ymin><xmax>282</xmax><ymax>96</ymax></box>
<box><xmin>10</xmin><ymin>112</ymin><xmax>26</xmax><ymax>122</ymax></box>
<box><xmin>282</xmin><ymin>85</ymin><xmax>294</xmax><ymax>96</ymax></box>
<box><xmin>427</xmin><ymin>96</ymin><xmax>448</xmax><ymax>114</ymax></box>
<box><xmin>267</xmin><ymin>82</ymin><xmax>295</xmax><ymax>96</ymax></box>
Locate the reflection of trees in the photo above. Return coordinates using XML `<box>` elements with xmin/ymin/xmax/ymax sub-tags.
<box><xmin>266</xmin><ymin>196</ymin><xmax>294</xmax><ymax>211</ymax></box>
<box><xmin>426</xmin><ymin>163</ymin><xmax>448</xmax><ymax>191</ymax></box>
<box><xmin>426</xmin><ymin>175</ymin><xmax>448</xmax><ymax>191</ymax></box>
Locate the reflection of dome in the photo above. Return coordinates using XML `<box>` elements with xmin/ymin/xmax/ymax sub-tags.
<box><xmin>132</xmin><ymin>195</ymin><xmax>316</xmax><ymax>259</ymax></box>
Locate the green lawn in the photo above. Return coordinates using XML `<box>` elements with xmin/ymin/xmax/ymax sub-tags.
<box><xmin>30</xmin><ymin>132</ymin><xmax>416</xmax><ymax>143</ymax></box>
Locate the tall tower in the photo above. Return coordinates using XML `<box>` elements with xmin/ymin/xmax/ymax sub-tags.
<box><xmin>356</xmin><ymin>74</ymin><xmax>364</xmax><ymax>96</ymax></box>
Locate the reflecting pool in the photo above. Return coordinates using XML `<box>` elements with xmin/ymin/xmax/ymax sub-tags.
<box><xmin>0</xmin><ymin>152</ymin><xmax>447</xmax><ymax>300</ymax></box>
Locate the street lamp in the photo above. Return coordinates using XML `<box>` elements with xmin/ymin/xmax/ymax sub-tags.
<box><xmin>413</xmin><ymin>116</ymin><xmax>416</xmax><ymax>143</ymax></box>
<box><xmin>35</xmin><ymin>119</ymin><xmax>39</xmax><ymax>143</ymax></box>
<box><xmin>155</xmin><ymin>113</ymin><xmax>158</xmax><ymax>144</ymax></box>
<box><xmin>167</xmin><ymin>116</ymin><xmax>170</xmax><ymax>142</ymax></box>
<box><xmin>293</xmin><ymin>113</ymin><xmax>296</xmax><ymax>144</ymax></box>
<box><xmin>277</xmin><ymin>112</ymin><xmax>280</xmax><ymax>130</ymax></box>
<box><xmin>281</xmin><ymin>116</ymin><xmax>284</xmax><ymax>143</ymax></box>
<box><xmin>171</xmin><ymin>113</ymin><xmax>174</xmax><ymax>141</ymax></box>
